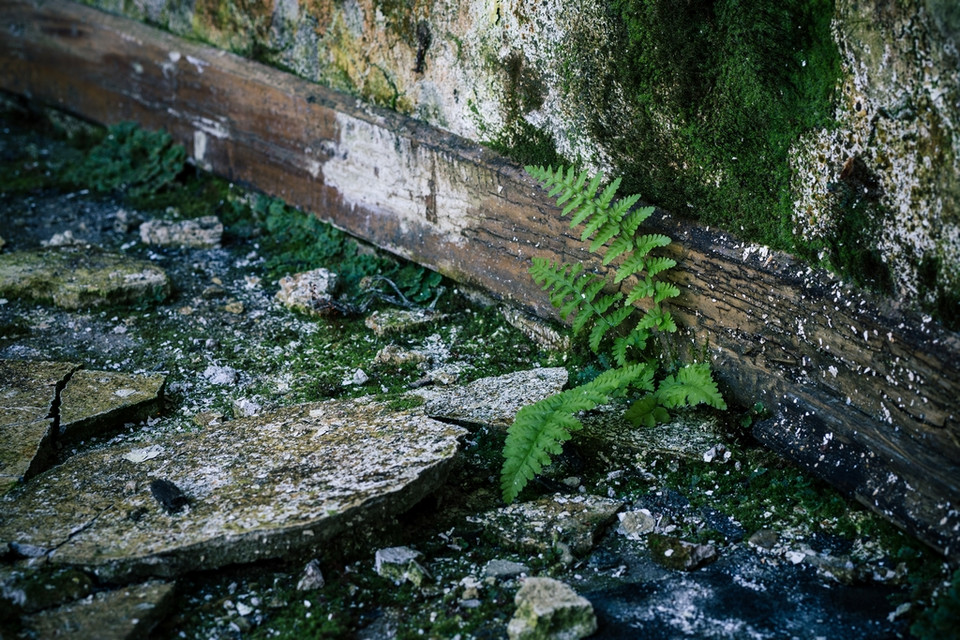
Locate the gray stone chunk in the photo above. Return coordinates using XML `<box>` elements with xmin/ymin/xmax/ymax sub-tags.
<box><xmin>374</xmin><ymin>546</ymin><xmax>431</xmax><ymax>586</ymax></box>
<box><xmin>139</xmin><ymin>215</ymin><xmax>222</xmax><ymax>248</ymax></box>
<box><xmin>59</xmin><ymin>370</ymin><xmax>165</xmax><ymax>444</ymax></box>
<box><xmin>22</xmin><ymin>580</ymin><xmax>175</xmax><ymax>640</ymax></box>
<box><xmin>0</xmin><ymin>360</ymin><xmax>80</xmax><ymax>495</ymax></box>
<box><xmin>0</xmin><ymin>247</ymin><xmax>170</xmax><ymax>309</ymax></box>
<box><xmin>413</xmin><ymin>367</ymin><xmax>568</xmax><ymax>428</ymax></box>
<box><xmin>507</xmin><ymin>577</ymin><xmax>597</xmax><ymax>640</ymax></box>
<box><xmin>648</xmin><ymin>534</ymin><xmax>718</xmax><ymax>571</ymax></box>
<box><xmin>0</xmin><ymin>398</ymin><xmax>466</xmax><ymax>582</ymax></box>
<box><xmin>470</xmin><ymin>493</ymin><xmax>622</xmax><ymax>557</ymax></box>
<box><xmin>275</xmin><ymin>268</ymin><xmax>339</xmax><ymax>316</ymax></box>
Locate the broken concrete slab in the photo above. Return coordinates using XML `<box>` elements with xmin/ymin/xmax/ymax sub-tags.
<box><xmin>59</xmin><ymin>370</ymin><xmax>165</xmax><ymax>444</ymax></box>
<box><xmin>0</xmin><ymin>398</ymin><xmax>467</xmax><ymax>582</ymax></box>
<box><xmin>22</xmin><ymin>579</ymin><xmax>175</xmax><ymax>640</ymax></box>
<box><xmin>469</xmin><ymin>493</ymin><xmax>622</xmax><ymax>558</ymax></box>
<box><xmin>413</xmin><ymin>367</ymin><xmax>569</xmax><ymax>428</ymax></box>
<box><xmin>0</xmin><ymin>562</ymin><xmax>96</xmax><ymax>617</ymax></box>
<box><xmin>0</xmin><ymin>360</ymin><xmax>79</xmax><ymax>495</ymax></box>
<box><xmin>0</xmin><ymin>247</ymin><xmax>170</xmax><ymax>309</ymax></box>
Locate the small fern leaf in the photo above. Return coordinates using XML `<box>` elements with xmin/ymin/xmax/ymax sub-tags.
<box><xmin>624</xmin><ymin>395</ymin><xmax>672</xmax><ymax>427</ymax></box>
<box><xmin>598</xmin><ymin>177</ymin><xmax>621</xmax><ymax>208</ymax></box>
<box><xmin>589</xmin><ymin>220</ymin><xmax>622</xmax><ymax>253</ymax></box>
<box><xmin>603</xmin><ymin>235</ymin><xmax>634</xmax><ymax>265</ymax></box>
<box><xmin>653</xmin><ymin>281</ymin><xmax>681</xmax><ymax>304</ymax></box>
<box><xmin>645</xmin><ymin>256</ymin><xmax>677</xmax><ymax>278</ymax></box>
<box><xmin>614</xmin><ymin>251</ymin><xmax>648</xmax><ymax>284</ymax></box>
<box><xmin>625</xmin><ymin>278</ymin><xmax>656</xmax><ymax>305</ymax></box>
<box><xmin>609</xmin><ymin>194</ymin><xmax>643</xmax><ymax>222</ymax></box>
<box><xmin>588</xmin><ymin>322</ymin><xmax>607</xmax><ymax>354</ymax></box>
<box><xmin>570</xmin><ymin>305</ymin><xmax>594</xmax><ymax>335</ymax></box>
<box><xmin>655</xmin><ymin>363</ymin><xmax>727</xmax><ymax>410</ymax></box>
<box><xmin>634</xmin><ymin>233</ymin><xmax>672</xmax><ymax>257</ymax></box>
<box><xmin>622</xmin><ymin>206</ymin><xmax>655</xmax><ymax>237</ymax></box>
<box><xmin>604</xmin><ymin>305</ymin><xmax>634</xmax><ymax>329</ymax></box>
<box><xmin>568</xmin><ymin>200</ymin><xmax>597</xmax><ymax>227</ymax></box>
<box><xmin>581</xmin><ymin>212</ymin><xmax>610</xmax><ymax>243</ymax></box>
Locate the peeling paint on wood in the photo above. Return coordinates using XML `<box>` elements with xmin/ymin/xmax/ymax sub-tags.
<box><xmin>0</xmin><ymin>0</ymin><xmax>957</xmax><ymax>557</ymax></box>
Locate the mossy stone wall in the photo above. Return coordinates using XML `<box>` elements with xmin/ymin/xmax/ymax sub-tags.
<box><xmin>82</xmin><ymin>0</ymin><xmax>959</xmax><ymax>324</ymax></box>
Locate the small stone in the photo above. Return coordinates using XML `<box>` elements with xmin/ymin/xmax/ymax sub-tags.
<box><xmin>202</xmin><ymin>285</ymin><xmax>228</xmax><ymax>299</ymax></box>
<box><xmin>500</xmin><ymin>306</ymin><xmax>571</xmax><ymax>351</ymax></box>
<box><xmin>139</xmin><ymin>215</ymin><xmax>223</xmax><ymax>248</ymax></box>
<box><xmin>275</xmin><ymin>268</ymin><xmax>339</xmax><ymax>317</ymax></box>
<box><xmin>374</xmin><ymin>344</ymin><xmax>428</xmax><ymax>366</ymax></box>
<box><xmin>224</xmin><ymin>300</ymin><xmax>244</xmax><ymax>314</ymax></box>
<box><xmin>233</xmin><ymin>398</ymin><xmax>262</xmax><ymax>418</ymax></box>
<box><xmin>364</xmin><ymin>308</ymin><xmax>440</xmax><ymax>336</ymax></box>
<box><xmin>113</xmin><ymin>208</ymin><xmax>142</xmax><ymax>234</ymax></box>
<box><xmin>374</xmin><ymin>546</ymin><xmax>432</xmax><ymax>586</ymax></box>
<box><xmin>616</xmin><ymin>509</ymin><xmax>657</xmax><ymax>540</ymax></box>
<box><xmin>747</xmin><ymin>528</ymin><xmax>779</xmax><ymax>549</ymax></box>
<box><xmin>484</xmin><ymin>559</ymin><xmax>529</xmax><ymax>580</ymax></box>
<box><xmin>203</xmin><ymin>365</ymin><xmax>238</xmax><ymax>385</ymax></box>
<box><xmin>343</xmin><ymin>368</ymin><xmax>369</xmax><ymax>386</ymax></box>
<box><xmin>43</xmin><ymin>230</ymin><xmax>83</xmax><ymax>247</ymax></box>
<box><xmin>648</xmin><ymin>534</ymin><xmax>717</xmax><ymax>571</ymax></box>
<box><xmin>507</xmin><ymin>577</ymin><xmax>597</xmax><ymax>640</ymax></box>
<box><xmin>297</xmin><ymin>559</ymin><xmax>325</xmax><ymax>591</ymax></box>
<box><xmin>235</xmin><ymin>601</ymin><xmax>254</xmax><ymax>617</ymax></box>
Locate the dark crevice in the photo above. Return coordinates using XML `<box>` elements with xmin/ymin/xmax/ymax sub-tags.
<box><xmin>24</xmin><ymin>365</ymin><xmax>80</xmax><ymax>482</ymax></box>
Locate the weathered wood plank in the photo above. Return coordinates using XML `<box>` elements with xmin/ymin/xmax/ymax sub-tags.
<box><xmin>1</xmin><ymin>0</ymin><xmax>957</xmax><ymax>555</ymax></box>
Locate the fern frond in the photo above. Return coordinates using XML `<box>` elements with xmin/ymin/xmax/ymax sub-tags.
<box><xmin>645</xmin><ymin>256</ymin><xmax>677</xmax><ymax>278</ymax></box>
<box><xmin>500</xmin><ymin>363</ymin><xmax>653</xmax><ymax>502</ymax></box>
<box><xmin>604</xmin><ymin>236</ymin><xmax>634</xmax><ymax>265</ymax></box>
<box><xmin>633</xmin><ymin>233</ymin><xmax>672</xmax><ymax>257</ymax></box>
<box><xmin>655</xmin><ymin>363</ymin><xmax>727</xmax><ymax>410</ymax></box>
<box><xmin>625</xmin><ymin>278</ymin><xmax>656</xmax><ymax>305</ymax></box>
<box><xmin>589</xmin><ymin>220</ymin><xmax>622</xmax><ymax>252</ymax></box>
<box><xmin>624</xmin><ymin>395</ymin><xmax>672</xmax><ymax>427</ymax></box>
<box><xmin>653</xmin><ymin>281</ymin><xmax>681</xmax><ymax>304</ymax></box>
<box><xmin>614</xmin><ymin>252</ymin><xmax>648</xmax><ymax>284</ymax></box>
<box><xmin>622</xmin><ymin>206</ymin><xmax>655</xmax><ymax>237</ymax></box>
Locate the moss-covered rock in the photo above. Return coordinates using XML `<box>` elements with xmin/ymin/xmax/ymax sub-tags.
<box><xmin>0</xmin><ymin>247</ymin><xmax>170</xmax><ymax>310</ymax></box>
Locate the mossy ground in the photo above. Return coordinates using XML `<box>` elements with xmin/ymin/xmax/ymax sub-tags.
<box><xmin>0</xmin><ymin>104</ymin><xmax>954</xmax><ymax>639</ymax></box>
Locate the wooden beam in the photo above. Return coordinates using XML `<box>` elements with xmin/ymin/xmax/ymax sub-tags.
<box><xmin>1</xmin><ymin>0</ymin><xmax>958</xmax><ymax>556</ymax></box>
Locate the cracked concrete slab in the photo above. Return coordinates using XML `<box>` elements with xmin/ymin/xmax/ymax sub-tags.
<box><xmin>0</xmin><ymin>361</ymin><xmax>165</xmax><ymax>496</ymax></box>
<box><xmin>0</xmin><ymin>360</ymin><xmax>79</xmax><ymax>495</ymax></box>
<box><xmin>59</xmin><ymin>370</ymin><xmax>166</xmax><ymax>445</ymax></box>
<box><xmin>0</xmin><ymin>397</ymin><xmax>467</xmax><ymax>582</ymax></box>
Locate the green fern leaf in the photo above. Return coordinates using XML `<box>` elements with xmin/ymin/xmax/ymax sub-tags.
<box><xmin>598</xmin><ymin>177</ymin><xmax>621</xmax><ymax>208</ymax></box>
<box><xmin>624</xmin><ymin>278</ymin><xmax>655</xmax><ymax>305</ymax></box>
<box><xmin>633</xmin><ymin>233</ymin><xmax>672</xmax><ymax>257</ymax></box>
<box><xmin>624</xmin><ymin>395</ymin><xmax>672</xmax><ymax>427</ymax></box>
<box><xmin>622</xmin><ymin>206</ymin><xmax>655</xmax><ymax>237</ymax></box>
<box><xmin>645</xmin><ymin>256</ymin><xmax>677</xmax><ymax>278</ymax></box>
<box><xmin>653</xmin><ymin>281</ymin><xmax>681</xmax><ymax>303</ymax></box>
<box><xmin>604</xmin><ymin>235</ymin><xmax>634</xmax><ymax>265</ymax></box>
<box><xmin>614</xmin><ymin>252</ymin><xmax>648</xmax><ymax>284</ymax></box>
<box><xmin>590</xmin><ymin>220</ymin><xmax>622</xmax><ymax>252</ymax></box>
<box><xmin>609</xmin><ymin>194</ymin><xmax>642</xmax><ymax>223</ymax></box>
<box><xmin>655</xmin><ymin>363</ymin><xmax>727</xmax><ymax>410</ymax></box>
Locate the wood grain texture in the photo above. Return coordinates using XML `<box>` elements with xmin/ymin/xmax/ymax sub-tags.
<box><xmin>1</xmin><ymin>0</ymin><xmax>957</xmax><ymax>555</ymax></box>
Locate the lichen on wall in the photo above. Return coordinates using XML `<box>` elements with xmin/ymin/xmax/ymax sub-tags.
<box><xmin>791</xmin><ymin>0</ymin><xmax>960</xmax><ymax>318</ymax></box>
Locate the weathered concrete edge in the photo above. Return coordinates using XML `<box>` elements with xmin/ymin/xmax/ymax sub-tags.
<box><xmin>0</xmin><ymin>0</ymin><xmax>957</xmax><ymax>555</ymax></box>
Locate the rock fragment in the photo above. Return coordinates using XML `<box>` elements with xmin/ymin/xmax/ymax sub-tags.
<box><xmin>484</xmin><ymin>559</ymin><xmax>529</xmax><ymax>580</ymax></box>
<box><xmin>139</xmin><ymin>215</ymin><xmax>222</xmax><ymax>248</ymax></box>
<box><xmin>21</xmin><ymin>580</ymin><xmax>175</xmax><ymax>640</ymax></box>
<box><xmin>648</xmin><ymin>533</ymin><xmax>718</xmax><ymax>571</ymax></box>
<box><xmin>297</xmin><ymin>559</ymin><xmax>325</xmax><ymax>591</ymax></box>
<box><xmin>413</xmin><ymin>367</ymin><xmax>568</xmax><ymax>428</ymax></box>
<box><xmin>58</xmin><ymin>369</ymin><xmax>165</xmax><ymax>445</ymax></box>
<box><xmin>364</xmin><ymin>308</ymin><xmax>441</xmax><ymax>336</ymax></box>
<box><xmin>275</xmin><ymin>268</ymin><xmax>339</xmax><ymax>316</ymax></box>
<box><xmin>470</xmin><ymin>493</ymin><xmax>622</xmax><ymax>557</ymax></box>
<box><xmin>616</xmin><ymin>509</ymin><xmax>657</xmax><ymax>540</ymax></box>
<box><xmin>0</xmin><ymin>359</ymin><xmax>80</xmax><ymax>494</ymax></box>
<box><xmin>507</xmin><ymin>577</ymin><xmax>597</xmax><ymax>640</ymax></box>
<box><xmin>374</xmin><ymin>546</ymin><xmax>432</xmax><ymax>586</ymax></box>
<box><xmin>0</xmin><ymin>247</ymin><xmax>170</xmax><ymax>309</ymax></box>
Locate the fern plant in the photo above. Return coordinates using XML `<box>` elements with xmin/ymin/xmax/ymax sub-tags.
<box><xmin>500</xmin><ymin>165</ymin><xmax>726</xmax><ymax>503</ymax></box>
